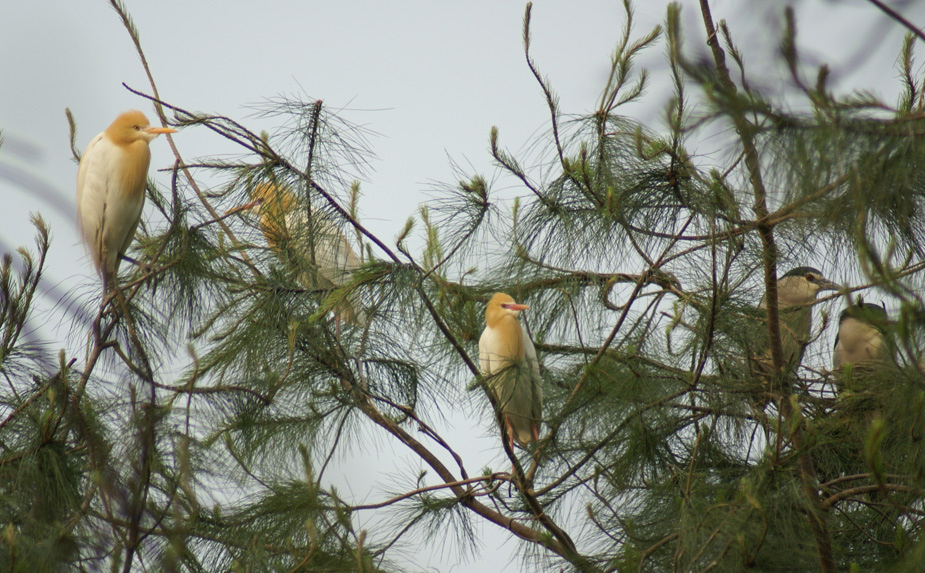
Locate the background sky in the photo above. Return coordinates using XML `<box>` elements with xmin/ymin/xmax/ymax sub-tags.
<box><xmin>2</xmin><ymin>1</ymin><xmax>925</xmax><ymax>570</ymax></box>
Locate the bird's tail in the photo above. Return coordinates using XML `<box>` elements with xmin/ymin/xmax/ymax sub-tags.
<box><xmin>507</xmin><ymin>413</ymin><xmax>538</xmax><ymax>448</ymax></box>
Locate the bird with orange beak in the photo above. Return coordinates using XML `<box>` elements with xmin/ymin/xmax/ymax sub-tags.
<box><xmin>76</xmin><ymin>110</ymin><xmax>176</xmax><ymax>289</ymax></box>
<box><xmin>478</xmin><ymin>292</ymin><xmax>543</xmax><ymax>449</ymax></box>
<box><xmin>249</xmin><ymin>182</ymin><xmax>366</xmax><ymax>327</ymax></box>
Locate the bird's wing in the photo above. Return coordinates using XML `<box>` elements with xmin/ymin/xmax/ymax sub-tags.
<box><xmin>833</xmin><ymin>317</ymin><xmax>884</xmax><ymax>368</ymax></box>
<box><xmin>522</xmin><ymin>323</ymin><xmax>543</xmax><ymax>420</ymax></box>
<box><xmin>76</xmin><ymin>132</ymin><xmax>109</xmax><ymax>251</ymax></box>
<box><xmin>285</xmin><ymin>208</ymin><xmax>361</xmax><ymax>285</ymax></box>
<box><xmin>282</xmin><ymin>208</ymin><xmax>322</xmax><ymax>286</ymax></box>
<box><xmin>76</xmin><ymin>133</ymin><xmax>147</xmax><ymax>276</ymax></box>
<box><xmin>478</xmin><ymin>327</ymin><xmax>493</xmax><ymax>374</ymax></box>
<box><xmin>478</xmin><ymin>324</ymin><xmax>510</xmax><ymax>378</ymax></box>
<box><xmin>313</xmin><ymin>214</ymin><xmax>362</xmax><ymax>287</ymax></box>
<box><xmin>833</xmin><ymin>337</ymin><xmax>846</xmax><ymax>369</ymax></box>
<box><xmin>479</xmin><ymin>320</ymin><xmax>541</xmax><ymax>446</ymax></box>
<box><xmin>285</xmin><ymin>205</ymin><xmax>367</xmax><ymax>325</ymax></box>
<box><xmin>76</xmin><ymin>132</ymin><xmax>106</xmax><ymax>223</ymax></box>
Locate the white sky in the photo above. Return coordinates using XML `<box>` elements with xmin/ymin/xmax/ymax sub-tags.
<box><xmin>2</xmin><ymin>0</ymin><xmax>924</xmax><ymax>570</ymax></box>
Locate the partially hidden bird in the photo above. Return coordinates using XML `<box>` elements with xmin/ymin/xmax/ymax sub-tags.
<box><xmin>833</xmin><ymin>300</ymin><xmax>887</xmax><ymax>369</ymax></box>
<box><xmin>478</xmin><ymin>293</ymin><xmax>542</xmax><ymax>449</ymax></box>
<box><xmin>77</xmin><ymin>110</ymin><xmax>176</xmax><ymax>290</ymax></box>
<box><xmin>755</xmin><ymin>266</ymin><xmax>839</xmax><ymax>374</ymax></box>
<box><xmin>250</xmin><ymin>182</ymin><xmax>366</xmax><ymax>327</ymax></box>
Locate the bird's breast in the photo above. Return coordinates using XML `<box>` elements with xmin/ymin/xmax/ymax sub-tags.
<box><xmin>116</xmin><ymin>140</ymin><xmax>152</xmax><ymax>199</ymax></box>
<box><xmin>76</xmin><ymin>133</ymin><xmax>152</xmax><ymax>275</ymax></box>
<box><xmin>478</xmin><ymin>321</ymin><xmax>525</xmax><ymax>373</ymax></box>
<box><xmin>836</xmin><ymin>319</ymin><xmax>883</xmax><ymax>353</ymax></box>
<box><xmin>80</xmin><ymin>136</ymin><xmax>151</xmax><ymax>202</ymax></box>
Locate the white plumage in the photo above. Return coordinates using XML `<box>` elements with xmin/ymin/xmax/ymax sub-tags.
<box><xmin>251</xmin><ymin>182</ymin><xmax>366</xmax><ymax>326</ymax></box>
<box><xmin>76</xmin><ymin>110</ymin><xmax>175</xmax><ymax>288</ymax></box>
<box><xmin>755</xmin><ymin>266</ymin><xmax>839</xmax><ymax>372</ymax></box>
<box><xmin>833</xmin><ymin>302</ymin><xmax>887</xmax><ymax>368</ymax></box>
<box><xmin>478</xmin><ymin>293</ymin><xmax>542</xmax><ymax>448</ymax></box>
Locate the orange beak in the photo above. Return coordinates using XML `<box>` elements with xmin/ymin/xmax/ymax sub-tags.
<box><xmin>223</xmin><ymin>198</ymin><xmax>265</xmax><ymax>217</ymax></box>
<box><xmin>146</xmin><ymin>126</ymin><xmax>177</xmax><ymax>135</ymax></box>
<box><xmin>501</xmin><ymin>303</ymin><xmax>529</xmax><ymax>311</ymax></box>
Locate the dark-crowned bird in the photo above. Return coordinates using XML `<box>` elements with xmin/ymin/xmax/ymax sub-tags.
<box><xmin>755</xmin><ymin>266</ymin><xmax>839</xmax><ymax>374</ymax></box>
<box><xmin>833</xmin><ymin>301</ymin><xmax>888</xmax><ymax>369</ymax></box>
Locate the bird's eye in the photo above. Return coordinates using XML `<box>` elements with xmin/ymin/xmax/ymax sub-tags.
<box><xmin>806</xmin><ymin>274</ymin><xmax>815</xmax><ymax>281</ymax></box>
<box><xmin>133</xmin><ymin>125</ymin><xmax>141</xmax><ymax>131</ymax></box>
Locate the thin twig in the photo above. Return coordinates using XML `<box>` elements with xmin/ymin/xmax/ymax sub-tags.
<box><xmin>866</xmin><ymin>0</ymin><xmax>925</xmax><ymax>43</ymax></box>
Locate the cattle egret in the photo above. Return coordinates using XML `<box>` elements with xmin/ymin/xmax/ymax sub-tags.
<box><xmin>833</xmin><ymin>301</ymin><xmax>887</xmax><ymax>369</ymax></box>
<box><xmin>755</xmin><ymin>266</ymin><xmax>839</xmax><ymax>373</ymax></box>
<box><xmin>478</xmin><ymin>292</ymin><xmax>542</xmax><ymax>449</ymax></box>
<box><xmin>250</xmin><ymin>182</ymin><xmax>366</xmax><ymax>327</ymax></box>
<box><xmin>77</xmin><ymin>110</ymin><xmax>176</xmax><ymax>289</ymax></box>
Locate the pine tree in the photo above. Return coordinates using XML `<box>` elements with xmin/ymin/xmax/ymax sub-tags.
<box><xmin>4</xmin><ymin>1</ymin><xmax>925</xmax><ymax>571</ymax></box>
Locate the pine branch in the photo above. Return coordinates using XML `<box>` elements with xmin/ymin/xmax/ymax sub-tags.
<box><xmin>696</xmin><ymin>2</ymin><xmax>835</xmax><ymax>569</ymax></box>
<box><xmin>867</xmin><ymin>0</ymin><xmax>925</xmax><ymax>43</ymax></box>
<box><xmin>355</xmin><ymin>396</ymin><xmax>578</xmax><ymax>560</ymax></box>
<box><xmin>349</xmin><ymin>474</ymin><xmax>510</xmax><ymax>512</ymax></box>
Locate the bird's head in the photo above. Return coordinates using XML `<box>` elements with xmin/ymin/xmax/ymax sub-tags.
<box><xmin>779</xmin><ymin>266</ymin><xmax>840</xmax><ymax>306</ymax></box>
<box><xmin>248</xmin><ymin>182</ymin><xmax>296</xmax><ymax>212</ymax></box>
<box><xmin>241</xmin><ymin>182</ymin><xmax>296</xmax><ymax>248</ymax></box>
<box><xmin>487</xmin><ymin>292</ymin><xmax>529</xmax><ymax>324</ymax></box>
<box><xmin>839</xmin><ymin>299</ymin><xmax>889</xmax><ymax>327</ymax></box>
<box><xmin>105</xmin><ymin>110</ymin><xmax>176</xmax><ymax>145</ymax></box>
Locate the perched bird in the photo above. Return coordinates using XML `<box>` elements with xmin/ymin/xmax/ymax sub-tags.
<box><xmin>833</xmin><ymin>301</ymin><xmax>887</xmax><ymax>369</ymax></box>
<box><xmin>478</xmin><ymin>293</ymin><xmax>542</xmax><ymax>449</ymax></box>
<box><xmin>77</xmin><ymin>110</ymin><xmax>176</xmax><ymax>289</ymax></box>
<box><xmin>250</xmin><ymin>182</ymin><xmax>366</xmax><ymax>327</ymax></box>
<box><xmin>755</xmin><ymin>266</ymin><xmax>839</xmax><ymax>374</ymax></box>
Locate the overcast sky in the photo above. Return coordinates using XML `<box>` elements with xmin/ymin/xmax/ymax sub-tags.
<box><xmin>2</xmin><ymin>1</ymin><xmax>924</xmax><ymax>570</ymax></box>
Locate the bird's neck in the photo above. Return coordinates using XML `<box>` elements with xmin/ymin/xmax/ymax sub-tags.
<box><xmin>777</xmin><ymin>276</ymin><xmax>817</xmax><ymax>307</ymax></box>
<box><xmin>259</xmin><ymin>191</ymin><xmax>296</xmax><ymax>249</ymax></box>
<box><xmin>112</xmin><ymin>139</ymin><xmax>152</xmax><ymax>200</ymax></box>
<box><xmin>488</xmin><ymin>314</ymin><xmax>524</xmax><ymax>359</ymax></box>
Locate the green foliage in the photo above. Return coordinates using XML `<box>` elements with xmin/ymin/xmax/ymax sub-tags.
<box><xmin>8</xmin><ymin>1</ymin><xmax>925</xmax><ymax>572</ymax></box>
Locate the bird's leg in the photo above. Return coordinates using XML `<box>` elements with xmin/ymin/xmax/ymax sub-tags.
<box><xmin>505</xmin><ymin>416</ymin><xmax>517</xmax><ymax>454</ymax></box>
<box><xmin>527</xmin><ymin>424</ymin><xmax>541</xmax><ymax>481</ymax></box>
<box><xmin>100</xmin><ymin>269</ymin><xmax>121</xmax><ymax>321</ymax></box>
<box><xmin>504</xmin><ymin>415</ymin><xmax>519</xmax><ymax>494</ymax></box>
<box><xmin>223</xmin><ymin>198</ymin><xmax>264</xmax><ymax>217</ymax></box>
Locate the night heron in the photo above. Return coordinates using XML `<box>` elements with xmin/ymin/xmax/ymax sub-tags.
<box><xmin>754</xmin><ymin>266</ymin><xmax>839</xmax><ymax>374</ymax></box>
<box><xmin>833</xmin><ymin>301</ymin><xmax>887</xmax><ymax>369</ymax></box>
